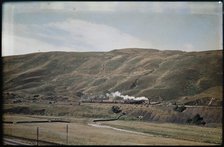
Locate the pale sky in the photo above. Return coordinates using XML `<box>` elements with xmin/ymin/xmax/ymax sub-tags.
<box><xmin>2</xmin><ymin>2</ymin><xmax>223</xmax><ymax>56</ymax></box>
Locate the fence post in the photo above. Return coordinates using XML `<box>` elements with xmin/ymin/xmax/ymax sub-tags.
<box><xmin>37</xmin><ymin>127</ymin><xmax>39</xmax><ymax>146</ymax></box>
<box><xmin>66</xmin><ymin>124</ymin><xmax>68</xmax><ymax>145</ymax></box>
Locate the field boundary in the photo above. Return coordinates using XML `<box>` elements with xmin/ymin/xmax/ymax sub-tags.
<box><xmin>3</xmin><ymin>120</ymin><xmax>70</xmax><ymax>124</ymax></box>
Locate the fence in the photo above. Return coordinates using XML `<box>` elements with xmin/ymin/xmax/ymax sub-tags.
<box><xmin>4</xmin><ymin>123</ymin><xmax>70</xmax><ymax>145</ymax></box>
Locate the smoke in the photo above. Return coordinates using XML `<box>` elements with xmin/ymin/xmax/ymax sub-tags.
<box><xmin>108</xmin><ymin>91</ymin><xmax>148</xmax><ymax>101</ymax></box>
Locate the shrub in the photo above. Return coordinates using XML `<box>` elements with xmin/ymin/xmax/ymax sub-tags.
<box><xmin>111</xmin><ymin>106</ymin><xmax>122</xmax><ymax>114</ymax></box>
<box><xmin>76</xmin><ymin>91</ymin><xmax>84</xmax><ymax>97</ymax></box>
<box><xmin>33</xmin><ymin>94</ymin><xmax>39</xmax><ymax>97</ymax></box>
<box><xmin>186</xmin><ymin>114</ymin><xmax>206</xmax><ymax>125</ymax></box>
<box><xmin>173</xmin><ymin>105</ymin><xmax>186</xmax><ymax>112</ymax></box>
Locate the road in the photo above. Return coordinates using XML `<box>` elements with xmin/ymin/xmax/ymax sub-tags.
<box><xmin>88</xmin><ymin>123</ymin><xmax>155</xmax><ymax>137</ymax></box>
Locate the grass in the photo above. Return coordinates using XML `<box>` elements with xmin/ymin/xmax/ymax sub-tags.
<box><xmin>101</xmin><ymin>120</ymin><xmax>222</xmax><ymax>144</ymax></box>
<box><xmin>3</xmin><ymin>49</ymin><xmax>222</xmax><ymax>102</ymax></box>
<box><xmin>4</xmin><ymin>102</ymin><xmax>222</xmax><ymax>125</ymax></box>
<box><xmin>3</xmin><ymin>114</ymin><xmax>220</xmax><ymax>145</ymax></box>
<box><xmin>3</xmin><ymin>90</ymin><xmax>222</xmax><ymax>145</ymax></box>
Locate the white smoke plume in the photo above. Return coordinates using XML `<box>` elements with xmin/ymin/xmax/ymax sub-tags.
<box><xmin>108</xmin><ymin>91</ymin><xmax>148</xmax><ymax>101</ymax></box>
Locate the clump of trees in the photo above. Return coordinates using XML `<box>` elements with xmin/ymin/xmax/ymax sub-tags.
<box><xmin>111</xmin><ymin>106</ymin><xmax>122</xmax><ymax>114</ymax></box>
<box><xmin>186</xmin><ymin>114</ymin><xmax>206</xmax><ymax>125</ymax></box>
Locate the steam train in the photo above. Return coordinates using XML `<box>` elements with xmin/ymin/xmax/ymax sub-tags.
<box><xmin>80</xmin><ymin>99</ymin><xmax>147</xmax><ymax>104</ymax></box>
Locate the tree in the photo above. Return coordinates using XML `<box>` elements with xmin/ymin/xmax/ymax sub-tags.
<box><xmin>111</xmin><ymin>106</ymin><xmax>122</xmax><ymax>114</ymax></box>
<box><xmin>76</xmin><ymin>91</ymin><xmax>84</xmax><ymax>97</ymax></box>
<box><xmin>186</xmin><ymin>114</ymin><xmax>206</xmax><ymax>125</ymax></box>
<box><xmin>173</xmin><ymin>105</ymin><xmax>186</xmax><ymax>112</ymax></box>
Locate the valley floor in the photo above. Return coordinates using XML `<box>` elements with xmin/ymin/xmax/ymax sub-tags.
<box><xmin>3</xmin><ymin>114</ymin><xmax>222</xmax><ymax>145</ymax></box>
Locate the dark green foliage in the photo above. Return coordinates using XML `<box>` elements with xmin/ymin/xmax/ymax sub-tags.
<box><xmin>173</xmin><ymin>105</ymin><xmax>186</xmax><ymax>112</ymax></box>
<box><xmin>186</xmin><ymin>114</ymin><xmax>206</xmax><ymax>125</ymax></box>
<box><xmin>76</xmin><ymin>91</ymin><xmax>84</xmax><ymax>97</ymax></box>
<box><xmin>192</xmin><ymin>114</ymin><xmax>204</xmax><ymax>125</ymax></box>
<box><xmin>111</xmin><ymin>106</ymin><xmax>122</xmax><ymax>114</ymax></box>
<box><xmin>33</xmin><ymin>94</ymin><xmax>39</xmax><ymax>97</ymax></box>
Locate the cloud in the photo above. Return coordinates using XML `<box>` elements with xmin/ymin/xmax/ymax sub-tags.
<box><xmin>2</xmin><ymin>34</ymin><xmax>76</xmax><ymax>56</ymax></box>
<box><xmin>48</xmin><ymin>19</ymin><xmax>152</xmax><ymax>51</ymax></box>
<box><xmin>2</xmin><ymin>2</ymin><xmax>221</xmax><ymax>56</ymax></box>
<box><xmin>2</xmin><ymin>19</ymin><xmax>152</xmax><ymax>56</ymax></box>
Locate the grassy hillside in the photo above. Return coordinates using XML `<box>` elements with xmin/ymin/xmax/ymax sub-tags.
<box><xmin>2</xmin><ymin>48</ymin><xmax>223</xmax><ymax>104</ymax></box>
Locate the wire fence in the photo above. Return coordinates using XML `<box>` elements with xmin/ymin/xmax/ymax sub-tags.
<box><xmin>4</xmin><ymin>123</ymin><xmax>70</xmax><ymax>145</ymax></box>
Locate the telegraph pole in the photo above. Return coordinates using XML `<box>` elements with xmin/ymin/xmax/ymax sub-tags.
<box><xmin>66</xmin><ymin>124</ymin><xmax>68</xmax><ymax>145</ymax></box>
<box><xmin>36</xmin><ymin>127</ymin><xmax>39</xmax><ymax>146</ymax></box>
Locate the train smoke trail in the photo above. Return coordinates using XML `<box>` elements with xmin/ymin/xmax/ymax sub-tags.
<box><xmin>107</xmin><ymin>91</ymin><xmax>148</xmax><ymax>101</ymax></box>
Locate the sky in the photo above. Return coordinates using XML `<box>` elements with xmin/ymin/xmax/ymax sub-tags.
<box><xmin>2</xmin><ymin>2</ymin><xmax>223</xmax><ymax>56</ymax></box>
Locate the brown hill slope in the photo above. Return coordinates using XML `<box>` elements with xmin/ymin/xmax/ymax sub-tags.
<box><xmin>2</xmin><ymin>48</ymin><xmax>223</xmax><ymax>104</ymax></box>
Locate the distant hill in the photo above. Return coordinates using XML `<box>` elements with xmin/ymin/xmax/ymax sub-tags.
<box><xmin>2</xmin><ymin>48</ymin><xmax>223</xmax><ymax>105</ymax></box>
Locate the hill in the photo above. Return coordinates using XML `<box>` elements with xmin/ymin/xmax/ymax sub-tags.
<box><xmin>2</xmin><ymin>48</ymin><xmax>223</xmax><ymax>105</ymax></box>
